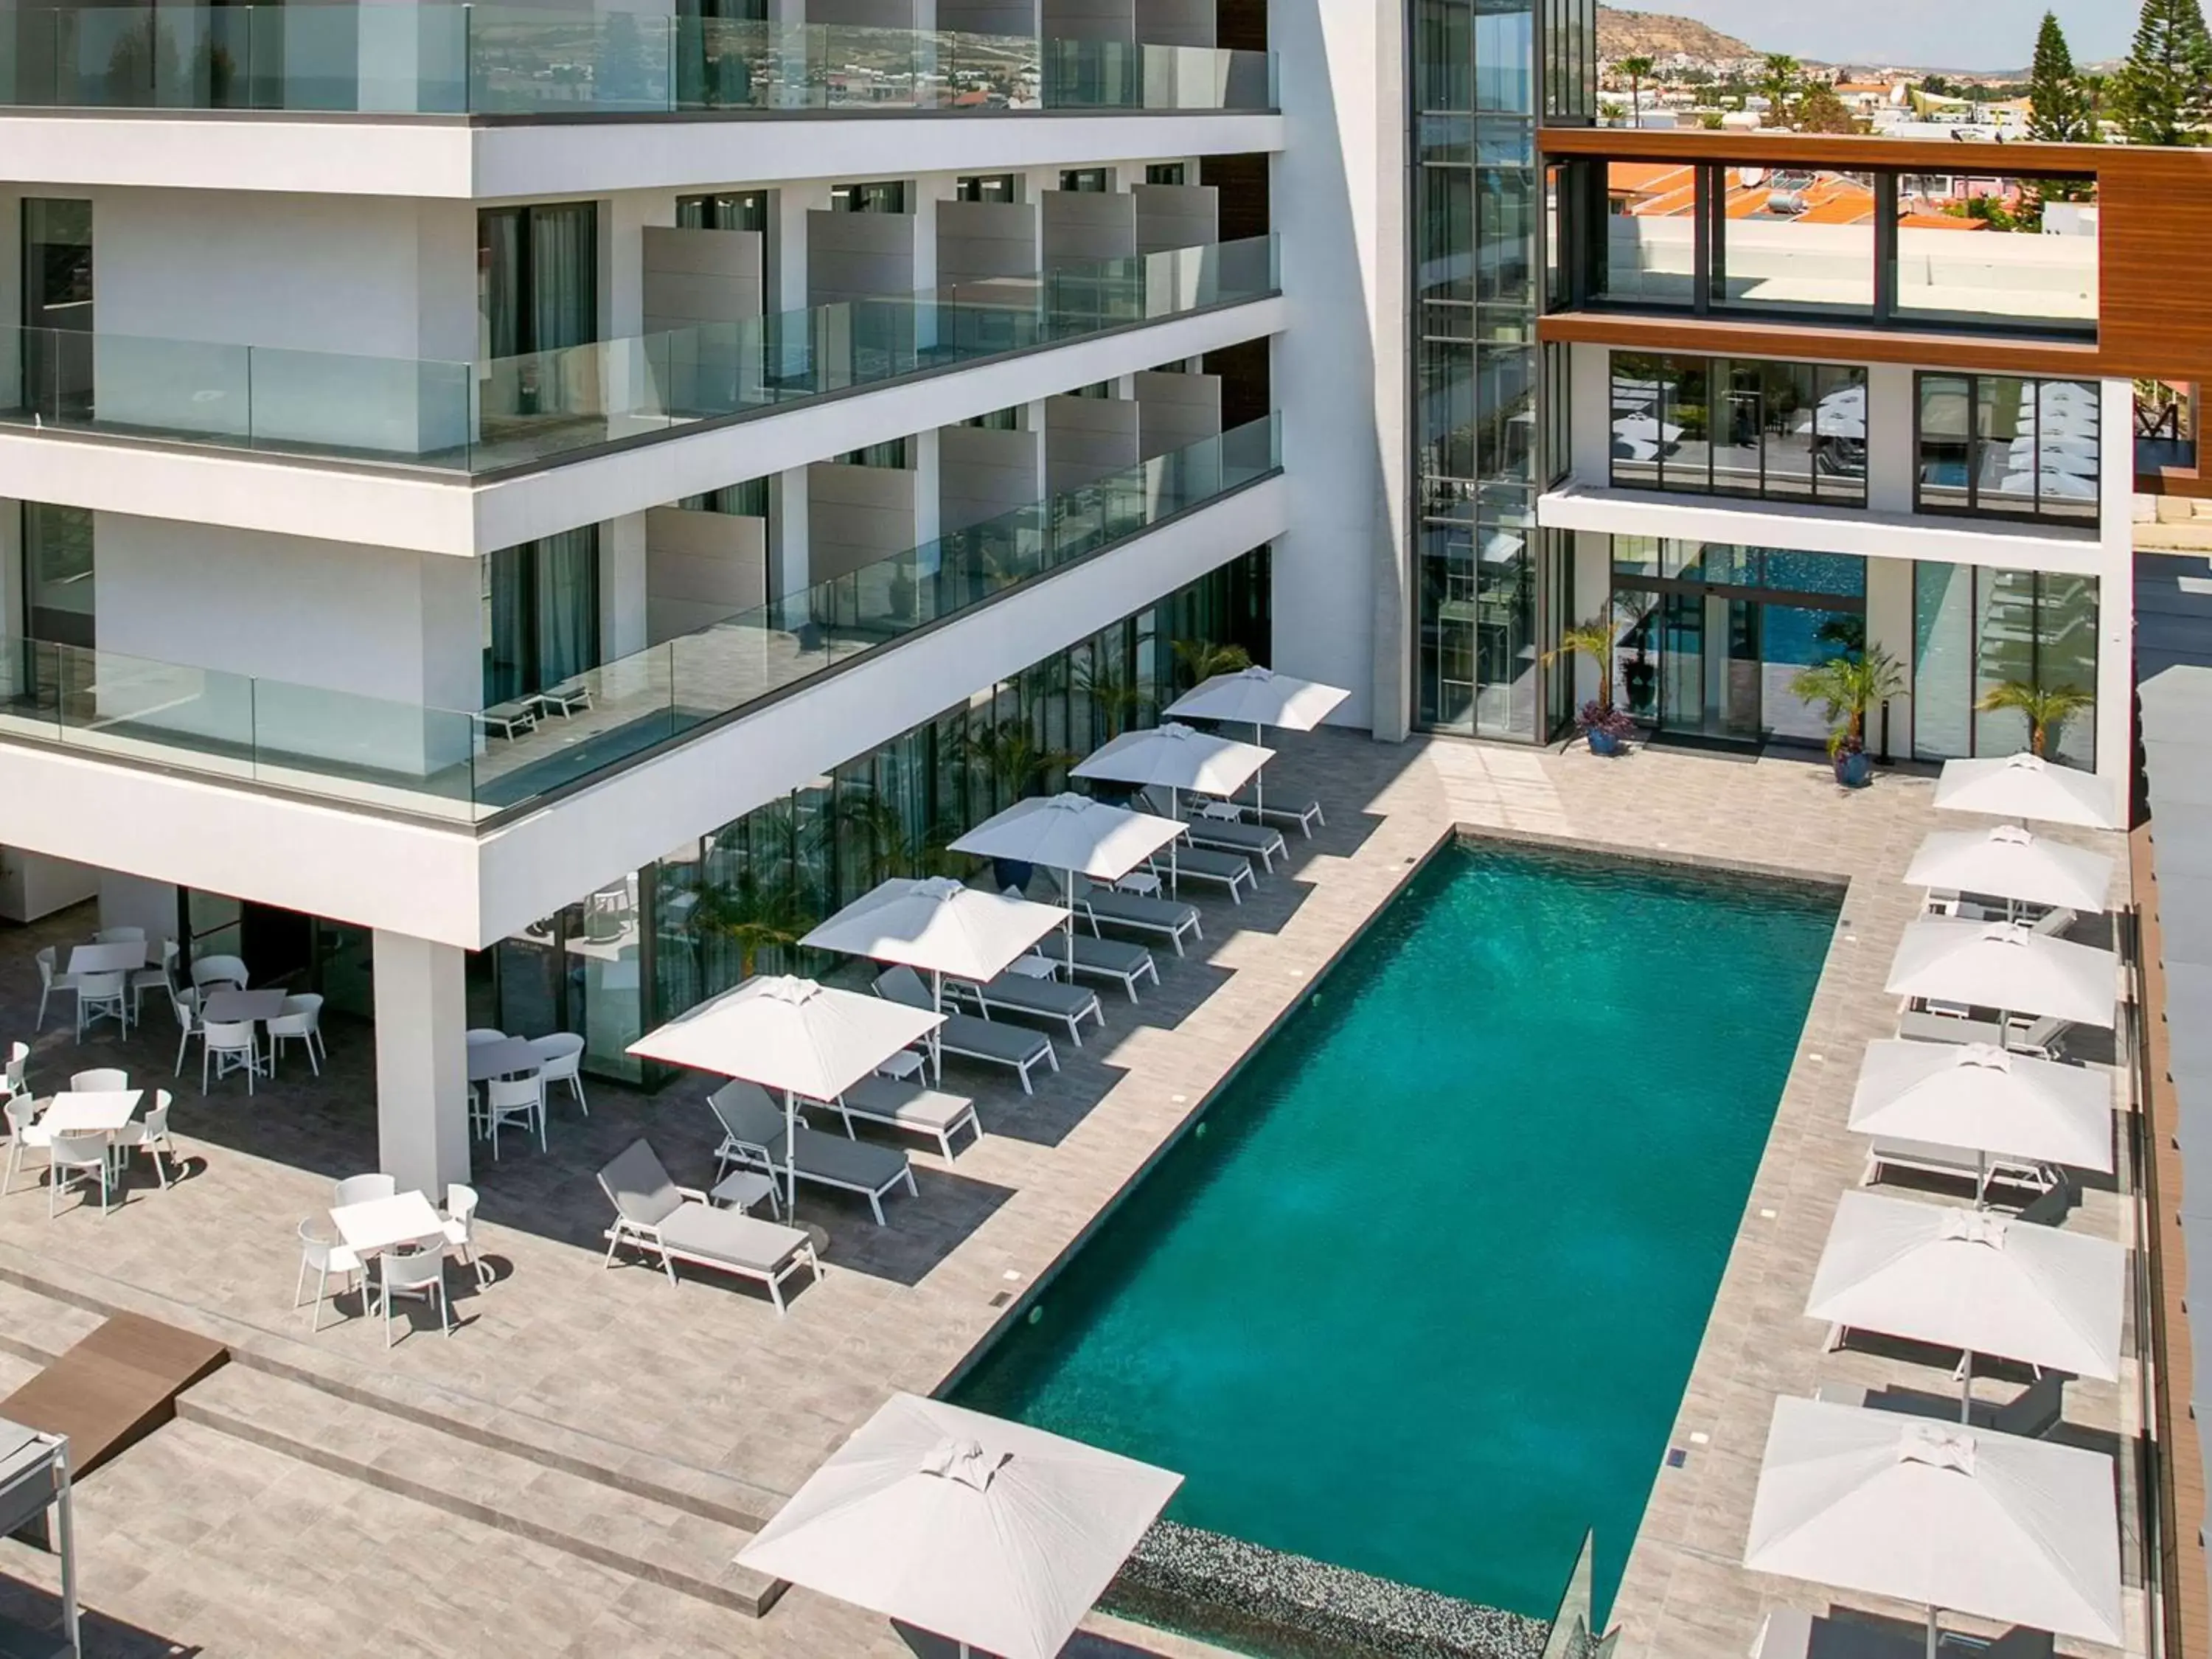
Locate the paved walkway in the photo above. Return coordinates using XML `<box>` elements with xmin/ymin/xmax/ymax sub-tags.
<box><xmin>0</xmin><ymin>731</ymin><xmax>2144</xmax><ymax>1658</ymax></box>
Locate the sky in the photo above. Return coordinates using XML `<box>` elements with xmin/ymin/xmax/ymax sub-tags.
<box><xmin>1639</xmin><ymin>0</ymin><xmax>2136</xmax><ymax>72</ymax></box>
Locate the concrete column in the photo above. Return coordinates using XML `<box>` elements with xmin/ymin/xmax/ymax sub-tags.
<box><xmin>1863</xmin><ymin>554</ymin><xmax>1914</xmax><ymax>762</ymax></box>
<box><xmin>914</xmin><ymin>427</ymin><xmax>943</xmax><ymax>550</ymax></box>
<box><xmin>2094</xmin><ymin>377</ymin><xmax>2136</xmax><ymax>795</ymax></box>
<box><xmin>1863</xmin><ymin>364</ymin><xmax>1916</xmax><ymax>515</ymax></box>
<box><xmin>773</xmin><ymin>465</ymin><xmax>812</xmax><ymax>595</ymax></box>
<box><xmin>372</xmin><ymin>931</ymin><xmax>471</xmax><ymax>1197</ymax></box>
<box><xmin>775</xmin><ymin>184</ymin><xmax>830</xmax><ymax>321</ymax></box>
<box><xmin>603</xmin><ymin>512</ymin><xmax>649</xmax><ymax>659</ymax></box>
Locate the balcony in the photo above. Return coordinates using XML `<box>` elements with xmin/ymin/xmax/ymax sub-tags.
<box><xmin>0</xmin><ymin>413</ymin><xmax>1281</xmax><ymax>830</ymax></box>
<box><xmin>0</xmin><ymin>7</ymin><xmax>1274</xmax><ymax>116</ymax></box>
<box><xmin>0</xmin><ymin>237</ymin><xmax>1275</xmax><ymax>478</ymax></box>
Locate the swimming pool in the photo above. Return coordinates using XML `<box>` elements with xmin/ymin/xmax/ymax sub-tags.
<box><xmin>953</xmin><ymin>839</ymin><xmax>1840</xmax><ymax>1621</ymax></box>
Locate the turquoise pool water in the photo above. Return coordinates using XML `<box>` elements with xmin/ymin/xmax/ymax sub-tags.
<box><xmin>952</xmin><ymin>841</ymin><xmax>1839</xmax><ymax>1621</ymax></box>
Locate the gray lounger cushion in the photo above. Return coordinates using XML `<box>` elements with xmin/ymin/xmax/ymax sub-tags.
<box><xmin>599</xmin><ymin>1138</ymin><xmax>684</xmax><ymax>1228</ymax></box>
<box><xmin>713</xmin><ymin>1082</ymin><xmax>912</xmax><ymax>1192</ymax></box>
<box><xmin>655</xmin><ymin>1205</ymin><xmax>812</xmax><ymax>1273</ymax></box>
<box><xmin>1183</xmin><ymin>818</ymin><xmax>1284</xmax><ymax>859</ymax></box>
<box><xmin>842</xmin><ymin>1076</ymin><xmax>975</xmax><ymax>1134</ymax></box>
<box><xmin>1082</xmin><ymin>889</ymin><xmax>1199</xmax><ymax>933</ymax></box>
<box><xmin>964</xmin><ymin>973</ymin><xmax>1098</xmax><ymax>1022</ymax></box>
<box><xmin>940</xmin><ymin>1009</ymin><xmax>1051</xmax><ymax>1064</ymax></box>
<box><xmin>1057</xmin><ymin>935</ymin><xmax>1154</xmax><ymax>977</ymax></box>
<box><xmin>1166</xmin><ymin>846</ymin><xmax>1253</xmax><ymax>884</ymax></box>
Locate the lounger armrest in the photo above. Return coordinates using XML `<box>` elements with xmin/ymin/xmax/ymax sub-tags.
<box><xmin>674</xmin><ymin>1184</ymin><xmax>708</xmax><ymax>1203</ymax></box>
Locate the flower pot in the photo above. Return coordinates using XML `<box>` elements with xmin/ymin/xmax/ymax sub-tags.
<box><xmin>1834</xmin><ymin>751</ymin><xmax>1873</xmax><ymax>789</ymax></box>
<box><xmin>992</xmin><ymin>858</ymin><xmax>1037</xmax><ymax>894</ymax></box>
<box><xmin>1587</xmin><ymin>728</ymin><xmax>1626</xmax><ymax>757</ymax></box>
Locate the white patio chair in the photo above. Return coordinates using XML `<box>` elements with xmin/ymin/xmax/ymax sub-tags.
<box><xmin>442</xmin><ymin>1183</ymin><xmax>493</xmax><ymax>1287</ymax></box>
<box><xmin>266</xmin><ymin>994</ymin><xmax>326</xmax><ymax>1077</ymax></box>
<box><xmin>294</xmin><ymin>1219</ymin><xmax>362</xmax><ymax>1333</ymax></box>
<box><xmin>201</xmin><ymin>1019</ymin><xmax>261</xmax><ymax>1093</ymax></box>
<box><xmin>34</xmin><ymin>946</ymin><xmax>79</xmax><ymax>1032</ymax></box>
<box><xmin>93</xmin><ymin>925</ymin><xmax>145</xmax><ymax>945</ymax></box>
<box><xmin>69</xmin><ymin>1066</ymin><xmax>128</xmax><ymax>1093</ymax></box>
<box><xmin>333</xmin><ymin>1172</ymin><xmax>397</xmax><ymax>1208</ymax></box>
<box><xmin>485</xmin><ymin>1076</ymin><xmax>546</xmax><ymax>1158</ymax></box>
<box><xmin>527</xmin><ymin>1033</ymin><xmax>588</xmax><ymax>1117</ymax></box>
<box><xmin>372</xmin><ymin>1245</ymin><xmax>451</xmax><ymax>1345</ymax></box>
<box><xmin>74</xmin><ymin>970</ymin><xmax>128</xmax><ymax>1043</ymax></box>
<box><xmin>168</xmin><ymin>984</ymin><xmax>204</xmax><ymax>1077</ymax></box>
<box><xmin>188</xmin><ymin>954</ymin><xmax>249</xmax><ymax>992</ymax></box>
<box><xmin>130</xmin><ymin>939</ymin><xmax>178</xmax><ymax>1022</ymax></box>
<box><xmin>2</xmin><ymin>1095</ymin><xmax>51</xmax><ymax>1196</ymax></box>
<box><xmin>114</xmin><ymin>1091</ymin><xmax>178</xmax><ymax>1191</ymax></box>
<box><xmin>465</xmin><ymin>1027</ymin><xmax>507</xmax><ymax>1046</ymax></box>
<box><xmin>5</xmin><ymin>1041</ymin><xmax>27</xmax><ymax>1099</ymax></box>
<box><xmin>47</xmin><ymin>1131</ymin><xmax>114</xmax><ymax>1217</ymax></box>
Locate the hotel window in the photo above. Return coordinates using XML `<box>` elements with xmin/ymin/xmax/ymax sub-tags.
<box><xmin>1610</xmin><ymin>353</ymin><xmax>1866</xmax><ymax>506</ymax></box>
<box><xmin>479</xmin><ymin>203</ymin><xmax>598</xmax><ymax>360</ymax></box>
<box><xmin>1058</xmin><ymin>168</ymin><xmax>1112</xmax><ymax>194</ymax></box>
<box><xmin>1911</xmin><ymin>563</ymin><xmax>2096</xmax><ymax>770</ymax></box>
<box><xmin>1916</xmin><ymin>374</ymin><xmax>2099</xmax><ymax>526</ymax></box>
<box><xmin>22</xmin><ymin>501</ymin><xmax>94</xmax><ymax>650</ymax></box>
<box><xmin>838</xmin><ymin>438</ymin><xmax>914</xmax><ymax>468</ymax></box>
<box><xmin>830</xmin><ymin>181</ymin><xmax>908</xmax><ymax>213</ymax></box>
<box><xmin>483</xmin><ymin>528</ymin><xmax>601</xmax><ymax>706</ymax></box>
<box><xmin>1144</xmin><ymin>164</ymin><xmax>1188</xmax><ymax>186</ymax></box>
<box><xmin>675</xmin><ymin>191</ymin><xmax>767</xmax><ymax>232</ymax></box>
<box><xmin>955</xmin><ymin>175</ymin><xmax>1019</xmax><ymax>204</ymax></box>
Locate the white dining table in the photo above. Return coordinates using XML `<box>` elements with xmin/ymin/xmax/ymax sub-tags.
<box><xmin>39</xmin><ymin>1091</ymin><xmax>144</xmax><ymax>1133</ymax></box>
<box><xmin>201</xmin><ymin>988</ymin><xmax>288</xmax><ymax>1023</ymax></box>
<box><xmin>330</xmin><ymin>1190</ymin><xmax>446</xmax><ymax>1258</ymax></box>
<box><xmin>66</xmin><ymin>942</ymin><xmax>149</xmax><ymax>976</ymax></box>
<box><xmin>466</xmin><ymin>1037</ymin><xmax>542</xmax><ymax>1083</ymax></box>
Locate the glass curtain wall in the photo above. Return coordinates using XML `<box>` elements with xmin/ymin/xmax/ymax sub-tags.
<box><xmin>21</xmin><ymin>198</ymin><xmax>93</xmax><ymax>419</ymax></box>
<box><xmin>22</xmin><ymin>501</ymin><xmax>94</xmax><ymax>647</ymax></box>
<box><xmin>498</xmin><ymin>549</ymin><xmax>1269</xmax><ymax>1082</ymax></box>
<box><xmin>1915</xmin><ymin>373</ymin><xmax>2100</xmax><ymax>525</ymax></box>
<box><xmin>1911</xmin><ymin>562</ymin><xmax>2097</xmax><ymax>769</ymax></box>
<box><xmin>1413</xmin><ymin>0</ymin><xmax>1549</xmax><ymax>740</ymax></box>
<box><xmin>477</xmin><ymin>202</ymin><xmax>599</xmax><ymax>361</ymax></box>
<box><xmin>1609</xmin><ymin>352</ymin><xmax>1867</xmax><ymax>506</ymax></box>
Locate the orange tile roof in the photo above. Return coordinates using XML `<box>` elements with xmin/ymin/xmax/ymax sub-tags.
<box><xmin>1607</xmin><ymin>161</ymin><xmax>1691</xmax><ymax>195</ymax></box>
<box><xmin>1897</xmin><ymin>211</ymin><xmax>1989</xmax><ymax>230</ymax></box>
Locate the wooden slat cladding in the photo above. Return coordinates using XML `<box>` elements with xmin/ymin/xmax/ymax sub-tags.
<box><xmin>1537</xmin><ymin>312</ymin><xmax>2103</xmax><ymax>379</ymax></box>
<box><xmin>1537</xmin><ymin>130</ymin><xmax>2212</xmax><ymax>385</ymax></box>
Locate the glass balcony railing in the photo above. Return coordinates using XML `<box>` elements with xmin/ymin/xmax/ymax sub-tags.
<box><xmin>0</xmin><ymin>7</ymin><xmax>1277</xmax><ymax>115</ymax></box>
<box><xmin>0</xmin><ymin>234</ymin><xmax>1277</xmax><ymax>473</ymax></box>
<box><xmin>0</xmin><ymin>413</ymin><xmax>1281</xmax><ymax>823</ymax></box>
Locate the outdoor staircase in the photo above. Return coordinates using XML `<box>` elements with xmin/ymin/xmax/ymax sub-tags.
<box><xmin>0</xmin><ymin>1275</ymin><xmax>785</xmax><ymax>1620</ymax></box>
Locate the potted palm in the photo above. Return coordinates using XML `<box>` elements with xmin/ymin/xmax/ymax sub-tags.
<box><xmin>1789</xmin><ymin>645</ymin><xmax>1902</xmax><ymax>788</ymax></box>
<box><xmin>689</xmin><ymin>872</ymin><xmax>810</xmax><ymax>978</ymax></box>
<box><xmin>1543</xmin><ymin>613</ymin><xmax>1630</xmax><ymax>754</ymax></box>
<box><xmin>1977</xmin><ymin>681</ymin><xmax>2092</xmax><ymax>760</ymax></box>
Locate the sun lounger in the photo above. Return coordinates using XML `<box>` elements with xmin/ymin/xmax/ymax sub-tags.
<box><xmin>827</xmin><ymin>1076</ymin><xmax>981</xmax><ymax>1160</ymax></box>
<box><xmin>1246</xmin><ymin>793</ymin><xmax>1324</xmax><ymax>837</ymax></box>
<box><xmin>1752</xmin><ymin>1606</ymin><xmax>2053</xmax><ymax>1659</ymax></box>
<box><xmin>1896</xmin><ymin>1007</ymin><xmax>2073</xmax><ymax>1059</ymax></box>
<box><xmin>2028</xmin><ymin>905</ymin><xmax>2078</xmax><ymax>939</ymax></box>
<box><xmin>472</xmin><ymin>698</ymin><xmax>539</xmax><ymax>741</ymax></box>
<box><xmin>1814</xmin><ymin>1375</ymin><xmax>2066</xmax><ymax>1440</ymax></box>
<box><xmin>1064</xmin><ymin>875</ymin><xmax>1202</xmax><ymax>956</ymax></box>
<box><xmin>596</xmin><ymin>1138</ymin><xmax>819</xmax><ymax>1312</ymax></box>
<box><xmin>872</xmin><ymin>966</ymin><xmax>1060</xmax><ymax>1094</ymax></box>
<box><xmin>1171</xmin><ymin>799</ymin><xmax>1287</xmax><ymax>873</ymax></box>
<box><xmin>1026</xmin><ymin>936</ymin><xmax>1158</xmax><ymax>1001</ymax></box>
<box><xmin>1150</xmin><ymin>845</ymin><xmax>1256</xmax><ymax>904</ymax></box>
<box><xmin>709</xmin><ymin>1081</ymin><xmax>917</xmax><ymax>1225</ymax></box>
<box><xmin>947</xmin><ymin>970</ymin><xmax>1105</xmax><ymax>1046</ymax></box>
<box><xmin>1860</xmin><ymin>1135</ymin><xmax>2057</xmax><ymax>1195</ymax></box>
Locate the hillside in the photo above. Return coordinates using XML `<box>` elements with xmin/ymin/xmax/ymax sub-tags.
<box><xmin>1596</xmin><ymin>5</ymin><xmax>1759</xmax><ymax>63</ymax></box>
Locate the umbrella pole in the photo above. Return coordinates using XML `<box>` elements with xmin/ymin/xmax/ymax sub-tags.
<box><xmin>931</xmin><ymin>969</ymin><xmax>945</xmax><ymax>1085</ymax></box>
<box><xmin>1925</xmin><ymin>1604</ymin><xmax>1939</xmax><ymax>1659</ymax></box>
<box><xmin>1254</xmin><ymin>720</ymin><xmax>1265</xmax><ymax>820</ymax></box>
<box><xmin>1958</xmin><ymin>1347</ymin><xmax>1974</xmax><ymax>1425</ymax></box>
<box><xmin>783</xmin><ymin>1087</ymin><xmax>799</xmax><ymax>1218</ymax></box>
<box><xmin>1975</xmin><ymin>1149</ymin><xmax>1989</xmax><ymax>1211</ymax></box>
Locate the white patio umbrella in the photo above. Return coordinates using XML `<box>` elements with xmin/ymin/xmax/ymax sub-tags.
<box><xmin>1071</xmin><ymin>723</ymin><xmax>1273</xmax><ymax>818</ymax></box>
<box><xmin>1884</xmin><ymin>916</ymin><xmax>2116</xmax><ymax>1035</ymax></box>
<box><xmin>628</xmin><ymin>975</ymin><xmax>942</xmax><ymax>1215</ymax></box>
<box><xmin>1804</xmin><ymin>1191</ymin><xmax>2124</xmax><ymax>1420</ymax></box>
<box><xmin>1610</xmin><ymin>413</ymin><xmax>1683</xmax><ymax>445</ymax></box>
<box><xmin>1931</xmin><ymin>751</ymin><xmax>2116</xmax><ymax>830</ymax></box>
<box><xmin>801</xmin><ymin>877</ymin><xmax>1068</xmax><ymax>1076</ymax></box>
<box><xmin>1165</xmin><ymin>666</ymin><xmax>1348</xmax><ymax>821</ymax></box>
<box><xmin>1902</xmin><ymin>824</ymin><xmax>2114</xmax><ymax>916</ymax></box>
<box><xmin>737</xmin><ymin>1392</ymin><xmax>1181</xmax><ymax>1659</ymax></box>
<box><xmin>1848</xmin><ymin>1040</ymin><xmax>2113</xmax><ymax>1196</ymax></box>
<box><xmin>1744</xmin><ymin>1396</ymin><xmax>2124</xmax><ymax>1655</ymax></box>
<box><xmin>949</xmin><ymin>794</ymin><xmax>1188</xmax><ymax>971</ymax></box>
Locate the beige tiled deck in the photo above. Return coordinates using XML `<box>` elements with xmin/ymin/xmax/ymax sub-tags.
<box><xmin>0</xmin><ymin>730</ymin><xmax>2146</xmax><ymax>1658</ymax></box>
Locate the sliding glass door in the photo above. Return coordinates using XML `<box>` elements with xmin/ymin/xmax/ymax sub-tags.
<box><xmin>483</xmin><ymin>527</ymin><xmax>601</xmax><ymax>705</ymax></box>
<box><xmin>479</xmin><ymin>203</ymin><xmax>599</xmax><ymax>361</ymax></box>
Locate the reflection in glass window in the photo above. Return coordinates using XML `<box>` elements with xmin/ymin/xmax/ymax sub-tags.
<box><xmin>24</xmin><ymin>501</ymin><xmax>95</xmax><ymax>649</ymax></box>
<box><xmin>1609</xmin><ymin>352</ymin><xmax>1865</xmax><ymax>505</ymax></box>
<box><xmin>1893</xmin><ymin>173</ymin><xmax>2097</xmax><ymax>333</ymax></box>
<box><xmin>1714</xmin><ymin>171</ymin><xmax>1877</xmax><ymax>318</ymax></box>
<box><xmin>1911</xmin><ymin>562</ymin><xmax>2096</xmax><ymax>770</ymax></box>
<box><xmin>1915</xmin><ymin>373</ymin><xmax>2098</xmax><ymax>525</ymax></box>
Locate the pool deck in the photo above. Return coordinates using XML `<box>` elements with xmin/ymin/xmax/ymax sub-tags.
<box><xmin>0</xmin><ymin>730</ymin><xmax>2143</xmax><ymax>1658</ymax></box>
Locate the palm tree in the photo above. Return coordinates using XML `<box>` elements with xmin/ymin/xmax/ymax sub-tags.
<box><xmin>1978</xmin><ymin>681</ymin><xmax>2093</xmax><ymax>758</ymax></box>
<box><xmin>1618</xmin><ymin>55</ymin><xmax>1657</xmax><ymax>128</ymax></box>
<box><xmin>1071</xmin><ymin>652</ymin><xmax>1151</xmax><ymax>742</ymax></box>
<box><xmin>1759</xmin><ymin>53</ymin><xmax>1802</xmax><ymax>127</ymax></box>
<box><xmin>1542</xmin><ymin>614</ymin><xmax>1624</xmax><ymax>712</ymax></box>
<box><xmin>1789</xmin><ymin>646</ymin><xmax>1903</xmax><ymax>759</ymax></box>
<box><xmin>970</xmin><ymin>720</ymin><xmax>1077</xmax><ymax>807</ymax></box>
<box><xmin>1170</xmin><ymin>639</ymin><xmax>1251</xmax><ymax>692</ymax></box>
<box><xmin>689</xmin><ymin>872</ymin><xmax>810</xmax><ymax>979</ymax></box>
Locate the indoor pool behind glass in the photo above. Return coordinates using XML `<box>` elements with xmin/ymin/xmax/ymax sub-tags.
<box><xmin>953</xmin><ymin>841</ymin><xmax>1838</xmax><ymax>1620</ymax></box>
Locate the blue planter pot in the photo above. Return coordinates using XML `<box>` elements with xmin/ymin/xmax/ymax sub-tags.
<box><xmin>992</xmin><ymin>858</ymin><xmax>1037</xmax><ymax>894</ymax></box>
<box><xmin>1835</xmin><ymin>751</ymin><xmax>1874</xmax><ymax>788</ymax></box>
<box><xmin>1586</xmin><ymin>728</ymin><xmax>1626</xmax><ymax>757</ymax></box>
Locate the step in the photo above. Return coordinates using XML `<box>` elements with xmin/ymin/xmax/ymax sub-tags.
<box><xmin>0</xmin><ymin>1279</ymin><xmax>103</xmax><ymax>1369</ymax></box>
<box><xmin>0</xmin><ymin>1312</ymin><xmax>226</xmax><ymax>1480</ymax></box>
<box><xmin>177</xmin><ymin>1364</ymin><xmax>787</xmax><ymax>1619</ymax></box>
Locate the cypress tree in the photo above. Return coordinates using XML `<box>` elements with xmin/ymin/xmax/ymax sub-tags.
<box><xmin>2025</xmin><ymin>12</ymin><xmax>2094</xmax><ymax>143</ymax></box>
<box><xmin>2115</xmin><ymin>0</ymin><xmax>2212</xmax><ymax>147</ymax></box>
